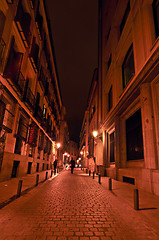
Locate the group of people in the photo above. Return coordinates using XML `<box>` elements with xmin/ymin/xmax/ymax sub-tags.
<box><xmin>53</xmin><ymin>158</ymin><xmax>75</xmax><ymax>174</ymax></box>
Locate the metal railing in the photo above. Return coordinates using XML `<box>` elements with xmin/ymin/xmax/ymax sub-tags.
<box><xmin>0</xmin><ymin>38</ymin><xmax>6</xmax><ymax>64</ymax></box>
<box><xmin>1</xmin><ymin>108</ymin><xmax>15</xmax><ymax>133</ymax></box>
<box><xmin>25</xmin><ymin>86</ymin><xmax>35</xmax><ymax>109</ymax></box>
<box><xmin>16</xmin><ymin>71</ymin><xmax>26</xmax><ymax>93</ymax></box>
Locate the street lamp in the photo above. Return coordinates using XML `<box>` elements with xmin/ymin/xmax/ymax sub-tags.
<box><xmin>93</xmin><ymin>130</ymin><xmax>98</xmax><ymax>138</ymax></box>
<box><xmin>80</xmin><ymin>151</ymin><xmax>83</xmax><ymax>155</ymax></box>
<box><xmin>57</xmin><ymin>142</ymin><xmax>61</xmax><ymax>149</ymax></box>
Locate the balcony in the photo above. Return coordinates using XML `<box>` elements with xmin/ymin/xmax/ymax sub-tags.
<box><xmin>0</xmin><ymin>38</ymin><xmax>6</xmax><ymax>65</ymax></box>
<box><xmin>23</xmin><ymin>85</ymin><xmax>35</xmax><ymax>110</ymax></box>
<box><xmin>36</xmin><ymin>106</ymin><xmax>43</xmax><ymax>123</ymax></box>
<box><xmin>35</xmin><ymin>12</ymin><xmax>43</xmax><ymax>40</ymax></box>
<box><xmin>15</xmin><ymin>3</ymin><xmax>32</xmax><ymax>48</ymax></box>
<box><xmin>0</xmin><ymin>108</ymin><xmax>14</xmax><ymax>133</ymax></box>
<box><xmin>38</xmin><ymin>67</ymin><xmax>46</xmax><ymax>90</ymax></box>
<box><xmin>29</xmin><ymin>39</ymin><xmax>39</xmax><ymax>73</ymax></box>
<box><xmin>15</xmin><ymin>71</ymin><xmax>26</xmax><ymax>94</ymax></box>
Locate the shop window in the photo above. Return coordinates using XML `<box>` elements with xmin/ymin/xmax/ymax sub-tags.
<box><xmin>126</xmin><ymin>109</ymin><xmax>144</xmax><ymax>160</ymax></box>
<box><xmin>153</xmin><ymin>0</ymin><xmax>159</xmax><ymax>38</ymax></box>
<box><xmin>109</xmin><ymin>132</ymin><xmax>115</xmax><ymax>162</ymax></box>
<box><xmin>120</xmin><ymin>1</ymin><xmax>130</xmax><ymax>35</ymax></box>
<box><xmin>108</xmin><ymin>86</ymin><xmax>113</xmax><ymax>111</ymax></box>
<box><xmin>122</xmin><ymin>44</ymin><xmax>135</xmax><ymax>88</ymax></box>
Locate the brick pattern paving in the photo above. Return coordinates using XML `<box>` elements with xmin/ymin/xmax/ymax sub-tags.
<box><xmin>0</xmin><ymin>169</ymin><xmax>159</xmax><ymax>240</ymax></box>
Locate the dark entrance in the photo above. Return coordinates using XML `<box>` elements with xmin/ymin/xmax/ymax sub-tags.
<box><xmin>27</xmin><ymin>162</ymin><xmax>32</xmax><ymax>174</ymax></box>
<box><xmin>36</xmin><ymin>162</ymin><xmax>39</xmax><ymax>172</ymax></box>
<box><xmin>11</xmin><ymin>160</ymin><xmax>20</xmax><ymax>178</ymax></box>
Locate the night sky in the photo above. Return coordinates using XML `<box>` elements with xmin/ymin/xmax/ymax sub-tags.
<box><xmin>45</xmin><ymin>0</ymin><xmax>98</xmax><ymax>143</ymax></box>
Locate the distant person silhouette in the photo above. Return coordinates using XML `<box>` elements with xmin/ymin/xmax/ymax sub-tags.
<box><xmin>54</xmin><ymin>159</ymin><xmax>57</xmax><ymax>174</ymax></box>
<box><xmin>70</xmin><ymin>158</ymin><xmax>75</xmax><ymax>174</ymax></box>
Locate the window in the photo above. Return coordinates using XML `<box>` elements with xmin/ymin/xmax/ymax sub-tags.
<box><xmin>153</xmin><ymin>0</ymin><xmax>159</xmax><ymax>38</ymax></box>
<box><xmin>0</xmin><ymin>100</ymin><xmax>6</xmax><ymax>132</ymax></box>
<box><xmin>126</xmin><ymin>109</ymin><xmax>144</xmax><ymax>160</ymax></box>
<box><xmin>110</xmin><ymin>132</ymin><xmax>115</xmax><ymax>162</ymax></box>
<box><xmin>122</xmin><ymin>44</ymin><xmax>135</xmax><ymax>88</ymax></box>
<box><xmin>120</xmin><ymin>1</ymin><xmax>130</xmax><ymax>35</ymax></box>
<box><xmin>108</xmin><ymin>86</ymin><xmax>113</xmax><ymax>111</ymax></box>
<box><xmin>14</xmin><ymin>117</ymin><xmax>28</xmax><ymax>154</ymax></box>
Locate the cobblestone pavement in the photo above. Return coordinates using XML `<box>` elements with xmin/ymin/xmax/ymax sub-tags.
<box><xmin>0</xmin><ymin>169</ymin><xmax>159</xmax><ymax>240</ymax></box>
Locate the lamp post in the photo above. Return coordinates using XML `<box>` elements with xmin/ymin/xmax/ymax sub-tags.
<box><xmin>92</xmin><ymin>130</ymin><xmax>98</xmax><ymax>173</ymax></box>
<box><xmin>56</xmin><ymin>142</ymin><xmax>61</xmax><ymax>168</ymax></box>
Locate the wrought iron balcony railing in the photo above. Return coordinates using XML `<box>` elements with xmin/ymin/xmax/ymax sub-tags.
<box><xmin>23</xmin><ymin>86</ymin><xmax>35</xmax><ymax>110</ymax></box>
<box><xmin>15</xmin><ymin>4</ymin><xmax>32</xmax><ymax>48</ymax></box>
<box><xmin>0</xmin><ymin>38</ymin><xmax>6</xmax><ymax>65</ymax></box>
<box><xmin>0</xmin><ymin>108</ymin><xmax>14</xmax><ymax>133</ymax></box>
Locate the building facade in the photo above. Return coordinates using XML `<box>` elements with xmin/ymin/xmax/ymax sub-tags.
<box><xmin>0</xmin><ymin>0</ymin><xmax>66</xmax><ymax>181</ymax></box>
<box><xmin>79</xmin><ymin>69</ymin><xmax>99</xmax><ymax>172</ymax></box>
<box><xmin>99</xmin><ymin>0</ymin><xmax>159</xmax><ymax>195</ymax></box>
<box><xmin>81</xmin><ymin>0</ymin><xmax>159</xmax><ymax>195</ymax></box>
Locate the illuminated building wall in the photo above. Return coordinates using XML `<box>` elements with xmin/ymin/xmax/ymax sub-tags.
<box><xmin>0</xmin><ymin>0</ymin><xmax>64</xmax><ymax>181</ymax></box>
<box><xmin>97</xmin><ymin>0</ymin><xmax>159</xmax><ymax>194</ymax></box>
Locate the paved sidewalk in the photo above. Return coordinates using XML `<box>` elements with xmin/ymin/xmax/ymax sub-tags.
<box><xmin>84</xmin><ymin>170</ymin><xmax>159</xmax><ymax>230</ymax></box>
<box><xmin>0</xmin><ymin>168</ymin><xmax>159</xmax><ymax>239</ymax></box>
<box><xmin>0</xmin><ymin>169</ymin><xmax>59</xmax><ymax>208</ymax></box>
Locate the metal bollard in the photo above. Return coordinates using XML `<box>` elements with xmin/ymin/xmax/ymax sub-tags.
<box><xmin>134</xmin><ymin>189</ymin><xmax>139</xmax><ymax>210</ymax></box>
<box><xmin>98</xmin><ymin>174</ymin><xmax>101</xmax><ymax>184</ymax></box>
<box><xmin>36</xmin><ymin>174</ymin><xmax>39</xmax><ymax>186</ymax></box>
<box><xmin>93</xmin><ymin>171</ymin><xmax>95</xmax><ymax>179</ymax></box>
<box><xmin>109</xmin><ymin>178</ymin><xmax>112</xmax><ymax>190</ymax></box>
<box><xmin>45</xmin><ymin>171</ymin><xmax>48</xmax><ymax>180</ymax></box>
<box><xmin>89</xmin><ymin>170</ymin><xmax>91</xmax><ymax>176</ymax></box>
<box><xmin>17</xmin><ymin>180</ymin><xmax>23</xmax><ymax>197</ymax></box>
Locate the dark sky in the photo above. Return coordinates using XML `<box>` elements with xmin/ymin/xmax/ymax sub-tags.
<box><xmin>45</xmin><ymin>0</ymin><xmax>98</xmax><ymax>143</ymax></box>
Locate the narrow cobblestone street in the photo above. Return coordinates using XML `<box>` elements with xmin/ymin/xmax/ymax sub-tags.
<box><xmin>0</xmin><ymin>169</ymin><xmax>159</xmax><ymax>240</ymax></box>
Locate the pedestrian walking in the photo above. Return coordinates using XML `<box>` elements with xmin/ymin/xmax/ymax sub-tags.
<box><xmin>54</xmin><ymin>159</ymin><xmax>57</xmax><ymax>174</ymax></box>
<box><xmin>70</xmin><ymin>158</ymin><xmax>75</xmax><ymax>174</ymax></box>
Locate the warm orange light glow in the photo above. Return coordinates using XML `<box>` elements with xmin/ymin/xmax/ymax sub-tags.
<box><xmin>93</xmin><ymin>130</ymin><xmax>98</xmax><ymax>138</ymax></box>
<box><xmin>57</xmin><ymin>143</ymin><xmax>61</xmax><ymax>149</ymax></box>
<box><xmin>80</xmin><ymin>151</ymin><xmax>83</xmax><ymax>155</ymax></box>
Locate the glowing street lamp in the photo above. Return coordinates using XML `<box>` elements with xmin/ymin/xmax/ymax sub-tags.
<box><xmin>57</xmin><ymin>143</ymin><xmax>61</xmax><ymax>149</ymax></box>
<box><xmin>93</xmin><ymin>130</ymin><xmax>98</xmax><ymax>138</ymax></box>
<box><xmin>80</xmin><ymin>151</ymin><xmax>83</xmax><ymax>155</ymax></box>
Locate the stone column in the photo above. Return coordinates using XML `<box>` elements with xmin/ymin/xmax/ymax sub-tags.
<box><xmin>140</xmin><ymin>83</ymin><xmax>157</xmax><ymax>169</ymax></box>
